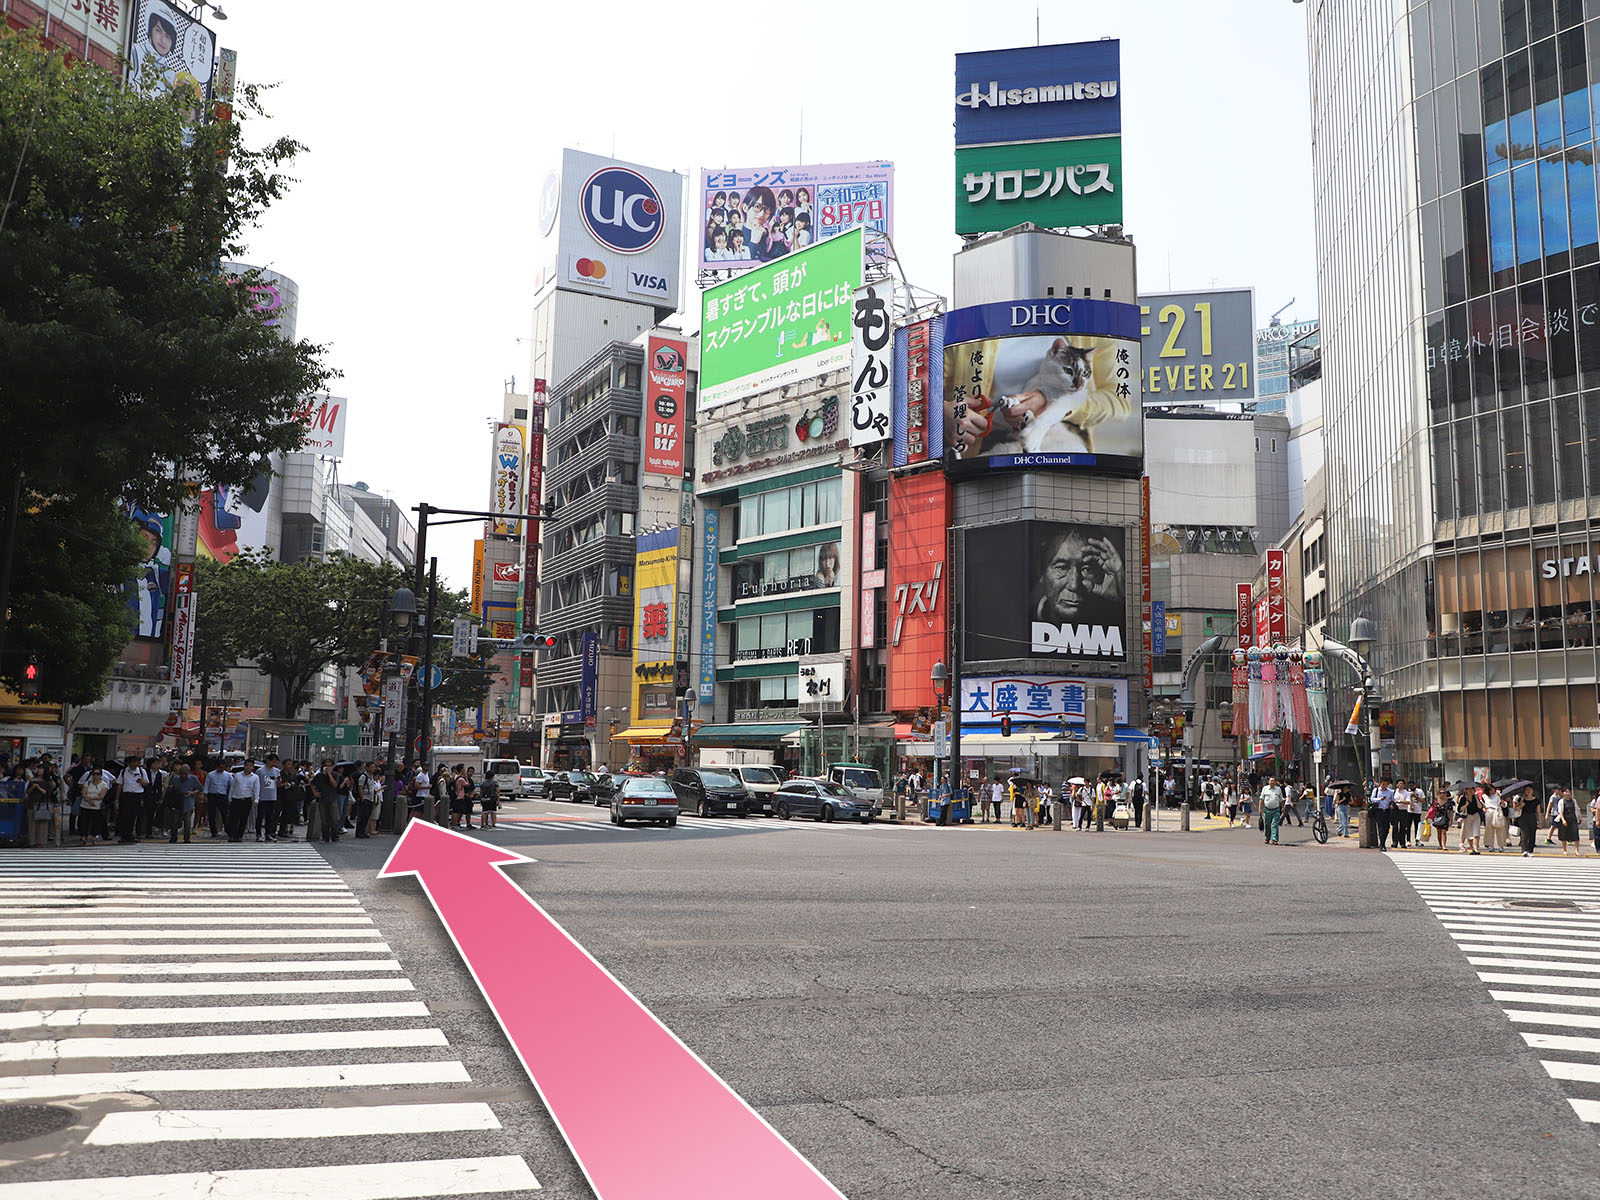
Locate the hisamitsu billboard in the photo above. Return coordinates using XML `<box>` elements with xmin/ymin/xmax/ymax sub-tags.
<box><xmin>954</xmin><ymin>40</ymin><xmax>1121</xmax><ymax>148</ymax></box>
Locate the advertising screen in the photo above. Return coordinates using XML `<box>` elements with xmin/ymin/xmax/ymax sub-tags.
<box><xmin>956</xmin><ymin>137</ymin><xmax>1122</xmax><ymax>235</ymax></box>
<box><xmin>644</xmin><ymin>336</ymin><xmax>688</xmax><ymax>477</ymax></box>
<box><xmin>124</xmin><ymin>506</ymin><xmax>174</xmax><ymax>642</ymax></box>
<box><xmin>698</xmin><ymin>162</ymin><xmax>892</xmax><ymax>273</ymax></box>
<box><xmin>943</xmin><ymin>296</ymin><xmax>1142</xmax><ymax>474</ymax></box>
<box><xmin>127</xmin><ymin>0</ymin><xmax>214</xmax><ymax>101</ymax></box>
<box><xmin>954</xmin><ymin>40</ymin><xmax>1121</xmax><ymax>147</ymax></box>
<box><xmin>887</xmin><ymin>471</ymin><xmax>951</xmax><ymax>712</ymax></box>
<box><xmin>1139</xmin><ymin>289</ymin><xmax>1256</xmax><ymax>403</ymax></box>
<box><xmin>700</xmin><ymin>228</ymin><xmax>863</xmax><ymax>410</ymax></box>
<box><xmin>964</xmin><ymin>520</ymin><xmax>1129</xmax><ymax>664</ymax></box>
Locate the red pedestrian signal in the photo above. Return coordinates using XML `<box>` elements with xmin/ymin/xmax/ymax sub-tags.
<box><xmin>20</xmin><ymin>661</ymin><xmax>39</xmax><ymax>702</ymax></box>
<box><xmin>1000</xmin><ymin>714</ymin><xmax>1012</xmax><ymax>738</ymax></box>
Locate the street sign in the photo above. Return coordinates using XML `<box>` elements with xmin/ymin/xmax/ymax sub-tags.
<box><xmin>933</xmin><ymin>720</ymin><xmax>948</xmax><ymax>758</ymax></box>
<box><xmin>307</xmin><ymin>723</ymin><xmax>360</xmax><ymax>747</ymax></box>
<box><xmin>452</xmin><ymin>617</ymin><xmax>473</xmax><ymax>659</ymax></box>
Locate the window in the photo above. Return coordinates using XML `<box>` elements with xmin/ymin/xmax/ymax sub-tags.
<box><xmin>737</xmin><ymin>477</ymin><xmax>842</xmax><ymax>539</ymax></box>
<box><xmin>732</xmin><ymin>607</ymin><xmax>839</xmax><ymax>661</ymax></box>
<box><xmin>732</xmin><ymin>541</ymin><xmax>843</xmax><ymax>600</ymax></box>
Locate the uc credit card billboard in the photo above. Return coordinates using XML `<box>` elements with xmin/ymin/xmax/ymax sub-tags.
<box><xmin>942</xmin><ymin>297</ymin><xmax>1143</xmax><ymax>475</ymax></box>
<box><xmin>699</xmin><ymin>228</ymin><xmax>863</xmax><ymax>410</ymax></box>
<box><xmin>699</xmin><ymin>162</ymin><xmax>892</xmax><ymax>272</ymax></box>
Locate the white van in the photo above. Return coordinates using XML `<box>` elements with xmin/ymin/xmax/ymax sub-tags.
<box><xmin>428</xmin><ymin>746</ymin><xmax>483</xmax><ymax>778</ymax></box>
<box><xmin>827</xmin><ymin>763</ymin><xmax>884</xmax><ymax>805</ymax></box>
<box><xmin>725</xmin><ymin>763</ymin><xmax>784</xmax><ymax>814</ymax></box>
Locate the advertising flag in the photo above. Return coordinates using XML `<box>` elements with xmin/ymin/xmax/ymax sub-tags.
<box><xmin>491</xmin><ymin>424</ymin><xmax>524</xmax><ymax>537</ymax></box>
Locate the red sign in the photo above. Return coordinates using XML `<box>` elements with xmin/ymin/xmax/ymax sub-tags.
<box><xmin>904</xmin><ymin>320</ymin><xmax>932</xmax><ymax>465</ymax></box>
<box><xmin>1255</xmin><ymin>596</ymin><xmax>1270</xmax><ymax>648</ymax></box>
<box><xmin>493</xmin><ymin>562</ymin><xmax>522</xmax><ymax>583</ymax></box>
<box><xmin>644</xmin><ymin>336</ymin><xmax>688</xmax><ymax>478</ymax></box>
<box><xmin>1236</xmin><ymin>584</ymin><xmax>1253</xmax><ymax>649</ymax></box>
<box><xmin>888</xmin><ymin>471</ymin><xmax>951</xmax><ymax>712</ymax></box>
<box><xmin>1266</xmin><ymin>549</ymin><xmax>1287</xmax><ymax>643</ymax></box>
<box><xmin>859</xmin><ymin>511</ymin><xmax>877</xmax><ymax>651</ymax></box>
<box><xmin>1140</xmin><ymin>476</ymin><xmax>1152</xmax><ymax>693</ymax></box>
<box><xmin>520</xmin><ymin>382</ymin><xmax>546</xmax><ymax>693</ymax></box>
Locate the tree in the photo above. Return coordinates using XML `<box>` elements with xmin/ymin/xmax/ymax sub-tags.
<box><xmin>194</xmin><ymin>553</ymin><xmax>496</xmax><ymax>719</ymax></box>
<box><xmin>4</xmin><ymin>494</ymin><xmax>143</xmax><ymax>703</ymax></box>
<box><xmin>0</xmin><ymin>30</ymin><xmax>335</xmax><ymax>513</ymax></box>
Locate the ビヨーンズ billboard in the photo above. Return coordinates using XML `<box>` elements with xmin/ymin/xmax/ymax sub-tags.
<box><xmin>699</xmin><ymin>162</ymin><xmax>892</xmax><ymax>272</ymax></box>
<box><xmin>964</xmin><ymin>521</ymin><xmax>1129</xmax><ymax>664</ymax></box>
<box><xmin>943</xmin><ymin>297</ymin><xmax>1142</xmax><ymax>474</ymax></box>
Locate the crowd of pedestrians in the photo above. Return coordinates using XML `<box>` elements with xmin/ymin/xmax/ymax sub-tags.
<box><xmin>6</xmin><ymin>751</ymin><xmax>503</xmax><ymax>847</ymax></box>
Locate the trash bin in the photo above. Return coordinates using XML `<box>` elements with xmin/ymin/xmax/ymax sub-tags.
<box><xmin>0</xmin><ymin>779</ymin><xmax>24</xmax><ymax>847</ymax></box>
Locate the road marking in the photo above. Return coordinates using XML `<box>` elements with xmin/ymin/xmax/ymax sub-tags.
<box><xmin>1542</xmin><ymin>1058</ymin><xmax>1600</xmax><ymax>1085</ymax></box>
<box><xmin>0</xmin><ymin>928</ymin><xmax>385</xmax><ymax>941</ymax></box>
<box><xmin>1522</xmin><ymin>1031</ymin><xmax>1600</xmax><ymax>1054</ymax></box>
<box><xmin>1568</xmin><ymin>1097</ymin><xmax>1600</xmax><ymax>1123</ymax></box>
<box><xmin>1479</xmin><ymin>972</ymin><xmax>1600</xmax><ymax>989</ymax></box>
<box><xmin>0</xmin><ymin>941</ymin><xmax>393</xmax><ymax>958</ymax></box>
<box><xmin>0</xmin><ymin>1154</ymin><xmax>539</xmax><ymax>1198</ymax></box>
<box><xmin>0</xmin><ymin>915</ymin><xmax>374</xmax><ymax>926</ymax></box>
<box><xmin>1449</xmin><ymin>931</ymin><xmax>1600</xmax><ymax>949</ymax></box>
<box><xmin>0</xmin><ymin>977</ymin><xmax>416</xmax><ymax>1001</ymax></box>
<box><xmin>1455</xmin><ymin>944</ymin><xmax>1600</xmax><ymax>960</ymax></box>
<box><xmin>0</xmin><ymin>1001</ymin><xmax>431</xmax><ymax>1030</ymax></box>
<box><xmin>0</xmin><ymin>1027</ymin><xmax>450</xmax><ymax>1062</ymax></box>
<box><xmin>1489</xmin><ymin>989</ymin><xmax>1600</xmax><ymax>1009</ymax></box>
<box><xmin>0</xmin><ymin>959</ymin><xmax>404</xmax><ymax>980</ymax></box>
<box><xmin>0</xmin><ymin>1060</ymin><xmax>471</xmax><ymax>1101</ymax></box>
<box><xmin>1466</xmin><ymin>956</ymin><xmax>1600</xmax><ymax>973</ymax></box>
<box><xmin>84</xmin><ymin>1101</ymin><xmax>503</xmax><ymax>1144</ymax></box>
<box><xmin>1506</xmin><ymin>1008</ymin><xmax>1600</xmax><ymax>1029</ymax></box>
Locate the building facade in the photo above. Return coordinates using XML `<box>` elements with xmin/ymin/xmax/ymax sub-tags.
<box><xmin>1309</xmin><ymin>0</ymin><xmax>1600</xmax><ymax>786</ymax></box>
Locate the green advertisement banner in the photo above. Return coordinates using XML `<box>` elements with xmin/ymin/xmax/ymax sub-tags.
<box><xmin>306</xmin><ymin>723</ymin><xmax>361</xmax><ymax>747</ymax></box>
<box><xmin>955</xmin><ymin>136</ymin><xmax>1123</xmax><ymax>235</ymax></box>
<box><xmin>700</xmin><ymin>228</ymin><xmax>863</xmax><ymax>410</ymax></box>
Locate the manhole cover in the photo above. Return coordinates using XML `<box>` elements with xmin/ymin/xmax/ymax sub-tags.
<box><xmin>1504</xmin><ymin>898</ymin><xmax>1582</xmax><ymax>911</ymax></box>
<box><xmin>0</xmin><ymin>1105</ymin><xmax>76</xmax><ymax>1143</ymax></box>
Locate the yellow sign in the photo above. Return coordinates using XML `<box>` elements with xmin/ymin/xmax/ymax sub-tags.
<box><xmin>631</xmin><ymin>529</ymin><xmax>679</xmax><ymax>725</ymax></box>
<box><xmin>1166</xmin><ymin>612</ymin><xmax>1182</xmax><ymax>637</ymax></box>
<box><xmin>471</xmin><ymin>539</ymin><xmax>485</xmax><ymax>619</ymax></box>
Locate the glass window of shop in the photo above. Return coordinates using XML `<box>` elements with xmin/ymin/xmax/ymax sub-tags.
<box><xmin>728</xmin><ymin>675</ymin><xmax>800</xmax><ymax>712</ymax></box>
<box><xmin>1434</xmin><ymin>542</ymin><xmax>1598</xmax><ymax>657</ymax></box>
<box><xmin>731</xmin><ymin>607</ymin><xmax>840</xmax><ymax>662</ymax></box>
<box><xmin>732</xmin><ymin>541</ymin><xmax>843</xmax><ymax>600</ymax></box>
<box><xmin>737</xmin><ymin>477</ymin><xmax>841</xmax><ymax>540</ymax></box>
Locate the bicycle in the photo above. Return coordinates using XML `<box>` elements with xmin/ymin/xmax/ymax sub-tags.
<box><xmin>1311</xmin><ymin>804</ymin><xmax>1329</xmax><ymax>844</ymax></box>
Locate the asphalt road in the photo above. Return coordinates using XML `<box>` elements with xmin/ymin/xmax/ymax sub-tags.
<box><xmin>2</xmin><ymin>803</ymin><xmax>1594</xmax><ymax>1199</ymax></box>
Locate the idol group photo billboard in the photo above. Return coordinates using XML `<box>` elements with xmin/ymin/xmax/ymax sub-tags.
<box><xmin>699</xmin><ymin>162</ymin><xmax>892</xmax><ymax>272</ymax></box>
<box><xmin>943</xmin><ymin>296</ymin><xmax>1142</xmax><ymax>473</ymax></box>
<box><xmin>964</xmin><ymin>520</ymin><xmax>1129</xmax><ymax>664</ymax></box>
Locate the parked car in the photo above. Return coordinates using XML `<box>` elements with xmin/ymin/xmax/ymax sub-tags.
<box><xmin>611</xmin><ymin>776</ymin><xmax>680</xmax><ymax>827</ymax></box>
<box><xmin>671</xmin><ymin>768</ymin><xmax>751</xmax><ymax>817</ymax></box>
<box><xmin>592</xmin><ymin>771</ymin><xmax>641</xmax><ymax>805</ymax></box>
<box><xmin>517</xmin><ymin>766</ymin><xmax>550</xmax><ymax>799</ymax></box>
<box><xmin>725</xmin><ymin>764</ymin><xmax>782</xmax><ymax>815</ymax></box>
<box><xmin>773</xmin><ymin>778</ymin><xmax>879</xmax><ymax>823</ymax></box>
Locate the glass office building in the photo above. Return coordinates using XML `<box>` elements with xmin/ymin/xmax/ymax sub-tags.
<box><xmin>1310</xmin><ymin>0</ymin><xmax>1600</xmax><ymax>787</ymax></box>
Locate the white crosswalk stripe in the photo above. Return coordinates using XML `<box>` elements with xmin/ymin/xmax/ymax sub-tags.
<box><xmin>1395</xmin><ymin>855</ymin><xmax>1600</xmax><ymax>1133</ymax></box>
<box><xmin>0</xmin><ymin>843</ymin><xmax>540</xmax><ymax>1198</ymax></box>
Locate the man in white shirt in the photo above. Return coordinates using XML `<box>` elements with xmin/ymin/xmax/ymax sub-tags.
<box><xmin>225</xmin><ymin>757</ymin><xmax>261</xmax><ymax>843</ymax></box>
<box><xmin>114</xmin><ymin>755</ymin><xmax>148</xmax><ymax>843</ymax></box>
<box><xmin>254</xmin><ymin>756</ymin><xmax>281</xmax><ymax>842</ymax></box>
<box><xmin>203</xmin><ymin>761</ymin><xmax>232</xmax><ymax>838</ymax></box>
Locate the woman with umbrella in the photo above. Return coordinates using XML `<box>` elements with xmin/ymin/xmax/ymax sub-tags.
<box><xmin>1506</xmin><ymin>782</ymin><xmax>1539</xmax><ymax>855</ymax></box>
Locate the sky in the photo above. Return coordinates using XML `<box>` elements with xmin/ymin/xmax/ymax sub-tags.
<box><xmin>221</xmin><ymin>0</ymin><xmax>1318</xmax><ymax>588</ymax></box>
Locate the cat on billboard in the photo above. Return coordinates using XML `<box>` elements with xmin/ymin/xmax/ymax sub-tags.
<box><xmin>964</xmin><ymin>520</ymin><xmax>1127</xmax><ymax>662</ymax></box>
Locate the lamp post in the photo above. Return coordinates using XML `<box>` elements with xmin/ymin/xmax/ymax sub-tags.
<box><xmin>218</xmin><ymin>677</ymin><xmax>233</xmax><ymax>756</ymax></box>
<box><xmin>931</xmin><ymin>660</ymin><xmax>952</xmax><ymax>825</ymax></box>
<box><xmin>380</xmin><ymin>586</ymin><xmax>416</xmax><ymax>830</ymax></box>
<box><xmin>1325</xmin><ymin>616</ymin><xmax>1379</xmax><ymax>848</ymax></box>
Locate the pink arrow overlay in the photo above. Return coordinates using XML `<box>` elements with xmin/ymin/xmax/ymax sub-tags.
<box><xmin>378</xmin><ymin>821</ymin><xmax>849</xmax><ymax>1200</ymax></box>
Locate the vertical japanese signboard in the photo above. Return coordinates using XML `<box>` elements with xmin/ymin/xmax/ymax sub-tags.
<box><xmin>580</xmin><ymin>632</ymin><xmax>600</xmax><ymax>727</ymax></box>
<box><xmin>1266</xmin><ymin>549</ymin><xmax>1287</xmax><ymax>643</ymax></box>
<box><xmin>1140</xmin><ymin>475</ymin><xmax>1152</xmax><ymax>694</ymax></box>
<box><xmin>490</xmin><ymin>423</ymin><xmax>524</xmax><ymax>536</ymax></box>
<box><xmin>644</xmin><ymin>336</ymin><xmax>688</xmax><ymax>477</ymax></box>
<box><xmin>893</xmin><ymin>315</ymin><xmax>944</xmax><ymax>467</ymax></box>
<box><xmin>520</xmin><ymin>381</ymin><xmax>547</xmax><ymax>690</ymax></box>
<box><xmin>699</xmin><ymin>508</ymin><xmax>718</xmax><ymax>705</ymax></box>
<box><xmin>471</xmin><ymin>539</ymin><xmax>485</xmax><ymax>620</ymax></box>
<box><xmin>1236</xmin><ymin>584</ymin><xmax>1253</xmax><ymax>649</ymax></box>
<box><xmin>849</xmin><ymin>282</ymin><xmax>892</xmax><ymax>447</ymax></box>
<box><xmin>1151</xmin><ymin>600</ymin><xmax>1166</xmax><ymax>656</ymax></box>
<box><xmin>382</xmin><ymin>677</ymin><xmax>405</xmax><ymax>736</ymax></box>
<box><xmin>859</xmin><ymin>511</ymin><xmax>879</xmax><ymax>650</ymax></box>
<box><xmin>169</xmin><ymin>563</ymin><xmax>196</xmax><ymax>711</ymax></box>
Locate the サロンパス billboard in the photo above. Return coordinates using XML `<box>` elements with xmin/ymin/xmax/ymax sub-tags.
<box><xmin>943</xmin><ymin>297</ymin><xmax>1142</xmax><ymax>474</ymax></box>
<box><xmin>700</xmin><ymin>228</ymin><xmax>863</xmax><ymax>410</ymax></box>
<box><xmin>644</xmin><ymin>336</ymin><xmax>688</xmax><ymax>478</ymax></box>
<box><xmin>956</xmin><ymin>137</ymin><xmax>1122</xmax><ymax>235</ymax></box>
<box><xmin>954</xmin><ymin>40</ymin><xmax>1122</xmax><ymax>148</ymax></box>
<box><xmin>1139</xmin><ymin>289</ymin><xmax>1256</xmax><ymax>402</ymax></box>
<box><xmin>964</xmin><ymin>521</ymin><xmax>1129</xmax><ymax>664</ymax></box>
<box><xmin>699</xmin><ymin>162</ymin><xmax>892</xmax><ymax>272</ymax></box>
<box><xmin>540</xmin><ymin>149</ymin><xmax>684</xmax><ymax>314</ymax></box>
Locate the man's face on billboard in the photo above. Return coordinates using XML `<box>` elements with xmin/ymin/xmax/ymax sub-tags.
<box><xmin>1041</xmin><ymin>532</ymin><xmax>1091</xmax><ymax>620</ymax></box>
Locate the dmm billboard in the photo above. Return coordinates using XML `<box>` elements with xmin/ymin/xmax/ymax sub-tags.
<box><xmin>699</xmin><ymin>227</ymin><xmax>862</xmax><ymax>410</ymax></box>
<box><xmin>699</xmin><ymin>161</ymin><xmax>892</xmax><ymax>272</ymax></box>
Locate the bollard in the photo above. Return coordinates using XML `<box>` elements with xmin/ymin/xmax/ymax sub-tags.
<box><xmin>1180</xmin><ymin>801</ymin><xmax>1191</xmax><ymax>831</ymax></box>
<box><xmin>1358</xmin><ymin>808</ymin><xmax>1377</xmax><ymax>848</ymax></box>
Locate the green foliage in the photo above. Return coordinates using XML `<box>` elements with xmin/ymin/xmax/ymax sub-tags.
<box><xmin>194</xmin><ymin>553</ymin><xmax>497</xmax><ymax>718</ymax></box>
<box><xmin>4</xmin><ymin>494</ymin><xmax>143</xmax><ymax>704</ymax></box>
<box><xmin>0</xmin><ymin>29</ymin><xmax>335</xmax><ymax>512</ymax></box>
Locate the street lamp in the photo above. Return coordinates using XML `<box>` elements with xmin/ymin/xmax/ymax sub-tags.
<box><xmin>388</xmin><ymin>587</ymin><xmax>417</xmax><ymax>631</ymax></box>
<box><xmin>931</xmin><ymin>660</ymin><xmax>954</xmax><ymax>825</ymax></box>
<box><xmin>218</xmin><ymin>676</ymin><xmax>233</xmax><ymax>755</ymax></box>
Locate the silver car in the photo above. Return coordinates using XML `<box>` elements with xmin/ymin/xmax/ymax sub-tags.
<box><xmin>610</xmin><ymin>776</ymin><xmax>680</xmax><ymax>828</ymax></box>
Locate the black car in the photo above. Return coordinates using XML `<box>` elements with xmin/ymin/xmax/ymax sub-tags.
<box><xmin>773</xmin><ymin>778</ymin><xmax>878</xmax><ymax>823</ymax></box>
<box><xmin>547</xmin><ymin>771</ymin><xmax>597</xmax><ymax>803</ymax></box>
<box><xmin>671</xmin><ymin>768</ymin><xmax>751</xmax><ymax>817</ymax></box>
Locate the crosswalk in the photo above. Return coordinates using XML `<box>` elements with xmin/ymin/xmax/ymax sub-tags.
<box><xmin>0</xmin><ymin>844</ymin><xmax>541</xmax><ymax>1199</ymax></box>
<box><xmin>496</xmin><ymin>810</ymin><xmax>914</xmax><ymax>836</ymax></box>
<box><xmin>1393</xmin><ymin>854</ymin><xmax>1600</xmax><ymax>1134</ymax></box>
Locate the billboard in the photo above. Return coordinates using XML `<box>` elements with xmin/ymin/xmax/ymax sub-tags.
<box><xmin>954</xmin><ymin>40</ymin><xmax>1122</xmax><ymax>147</ymax></box>
<box><xmin>700</xmin><ymin>228</ymin><xmax>863</xmax><ymax>410</ymax></box>
<box><xmin>124</xmin><ymin>506</ymin><xmax>173</xmax><ymax>641</ymax></box>
<box><xmin>959</xmin><ymin>675</ymin><xmax>1129</xmax><ymax>725</ymax></box>
<box><xmin>169</xmin><ymin>563</ymin><xmax>197</xmax><ymax>711</ymax></box>
<box><xmin>887</xmin><ymin>471</ymin><xmax>951</xmax><ymax>712</ymax></box>
<box><xmin>471</xmin><ymin>539</ymin><xmax>485</xmax><ymax>619</ymax></box>
<box><xmin>943</xmin><ymin>297</ymin><xmax>1142</xmax><ymax>473</ymax></box>
<box><xmin>197</xmin><ymin>471</ymin><xmax>271</xmax><ymax>564</ymax></box>
<box><xmin>539</xmin><ymin>149</ymin><xmax>684</xmax><ymax>314</ymax></box>
<box><xmin>127</xmin><ymin>0</ymin><xmax>214</xmax><ymax>102</ymax></box>
<box><xmin>848</xmin><ymin>282</ymin><xmax>892</xmax><ymax>446</ymax></box>
<box><xmin>893</xmin><ymin>316</ymin><xmax>945</xmax><ymax>467</ymax></box>
<box><xmin>964</xmin><ymin>521</ymin><xmax>1129</xmax><ymax>664</ymax></box>
<box><xmin>294</xmin><ymin>395</ymin><xmax>347</xmax><ymax>458</ymax></box>
<box><xmin>521</xmin><ymin>382</ymin><xmax>547</xmax><ymax>637</ymax></box>
<box><xmin>579</xmin><ymin>632</ymin><xmax>600</xmax><ymax>727</ymax></box>
<box><xmin>698</xmin><ymin>162</ymin><xmax>892</xmax><ymax>272</ymax></box>
<box><xmin>644</xmin><ymin>336</ymin><xmax>688</xmax><ymax>477</ymax></box>
<box><xmin>1139</xmin><ymin>289</ymin><xmax>1256</xmax><ymax>403</ymax></box>
<box><xmin>956</xmin><ymin>137</ymin><xmax>1122</xmax><ymax>236</ymax></box>
<box><xmin>631</xmin><ymin>529</ymin><xmax>679</xmax><ymax>723</ymax></box>
<box><xmin>699</xmin><ymin>509</ymin><xmax>718</xmax><ymax>704</ymax></box>
<box><xmin>490</xmin><ymin>423</ymin><xmax>524</xmax><ymax>537</ymax></box>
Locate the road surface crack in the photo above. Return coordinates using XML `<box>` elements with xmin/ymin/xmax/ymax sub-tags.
<box><xmin>833</xmin><ymin>1098</ymin><xmax>989</xmax><ymax>1182</ymax></box>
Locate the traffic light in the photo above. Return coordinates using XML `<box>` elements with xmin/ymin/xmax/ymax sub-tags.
<box><xmin>515</xmin><ymin>633</ymin><xmax>557</xmax><ymax>652</ymax></box>
<box><xmin>1000</xmin><ymin>714</ymin><xmax>1012</xmax><ymax>738</ymax></box>
<box><xmin>20</xmin><ymin>660</ymin><xmax>39</xmax><ymax>703</ymax></box>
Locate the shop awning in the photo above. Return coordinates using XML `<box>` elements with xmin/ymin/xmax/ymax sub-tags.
<box><xmin>692</xmin><ymin>722</ymin><xmax>810</xmax><ymax>741</ymax></box>
<box><xmin>612</xmin><ymin>726</ymin><xmax>675</xmax><ymax>743</ymax></box>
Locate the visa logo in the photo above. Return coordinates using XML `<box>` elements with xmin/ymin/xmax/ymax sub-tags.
<box><xmin>629</xmin><ymin>270</ymin><xmax>669</xmax><ymax>295</ymax></box>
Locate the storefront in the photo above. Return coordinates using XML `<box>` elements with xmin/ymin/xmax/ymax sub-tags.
<box><xmin>542</xmin><ymin>712</ymin><xmax>593</xmax><ymax>770</ymax></box>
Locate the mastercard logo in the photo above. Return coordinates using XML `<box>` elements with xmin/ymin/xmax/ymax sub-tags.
<box><xmin>574</xmin><ymin>257</ymin><xmax>608</xmax><ymax>279</ymax></box>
